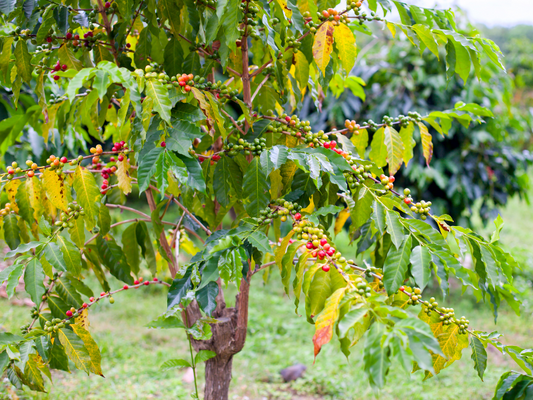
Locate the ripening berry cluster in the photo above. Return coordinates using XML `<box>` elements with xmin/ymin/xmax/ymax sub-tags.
<box><xmin>345</xmin><ymin>119</ymin><xmax>361</xmax><ymax>134</ymax></box>
<box><xmin>407</xmin><ymin>287</ymin><xmax>423</xmax><ymax>305</ymax></box>
<box><xmin>315</xmin><ymin>8</ymin><xmax>349</xmax><ymax>28</ymax></box>
<box><xmin>0</xmin><ymin>202</ymin><xmax>13</xmax><ymax>217</ymax></box>
<box><xmin>54</xmin><ymin>202</ymin><xmax>85</xmax><ymax>230</ymax></box>
<box><xmin>379</xmin><ymin>174</ymin><xmax>396</xmax><ymax>191</ymax></box>
<box><xmin>257</xmin><ymin>200</ymin><xmax>303</xmax><ymax>225</ymax></box>
<box><xmin>5</xmin><ymin>161</ymin><xmax>22</xmax><ymax>178</ymax></box>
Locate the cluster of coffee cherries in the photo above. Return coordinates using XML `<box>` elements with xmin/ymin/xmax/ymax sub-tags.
<box><xmin>353</xmin><ymin>277</ymin><xmax>372</xmax><ymax>298</ymax></box>
<box><xmin>411</xmin><ymin>200</ymin><xmax>432</xmax><ymax>220</ymax></box>
<box><xmin>406</xmin><ymin>287</ymin><xmax>423</xmax><ymax>305</ymax></box>
<box><xmin>54</xmin><ymin>202</ymin><xmax>85</xmax><ymax>230</ymax></box>
<box><xmin>344</xmin><ymin>164</ymin><xmax>372</xmax><ymax>189</ymax></box>
<box><xmin>195</xmin><ymin>0</ymin><xmax>217</xmax><ymax>7</ymax></box>
<box><xmin>0</xmin><ymin>203</ymin><xmax>13</xmax><ymax>217</ymax></box>
<box><xmin>194</xmin><ymin>79</ymin><xmax>240</xmax><ymax>103</ymax></box>
<box><xmin>45</xmin><ymin>155</ymin><xmax>71</xmax><ymax>177</ymax></box>
<box><xmin>311</xmin><ymin>8</ymin><xmax>350</xmax><ymax>30</ymax></box>
<box><xmin>257</xmin><ymin>201</ymin><xmax>303</xmax><ymax>226</ymax></box>
<box><xmin>5</xmin><ymin>161</ymin><xmax>22</xmax><ymax>179</ymax></box>
<box><xmin>344</xmin><ymin>119</ymin><xmax>361</xmax><ymax>134</ymax></box>
<box><xmin>223</xmin><ymin>137</ymin><xmax>268</xmax><ymax>157</ymax></box>
<box><xmin>237</xmin><ymin>1</ymin><xmax>262</xmax><ymax>39</ymax></box>
<box><xmin>49</xmin><ymin>60</ymin><xmax>68</xmax><ymax>81</ymax></box>
<box><xmin>379</xmin><ymin>174</ymin><xmax>396</xmax><ymax>191</ymax></box>
<box><xmin>43</xmin><ymin>318</ymin><xmax>69</xmax><ymax>333</ymax></box>
<box><xmin>284</xmin><ymin>32</ymin><xmax>302</xmax><ymax>50</ymax></box>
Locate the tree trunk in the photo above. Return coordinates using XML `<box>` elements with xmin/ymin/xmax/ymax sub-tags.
<box><xmin>184</xmin><ymin>274</ymin><xmax>250</xmax><ymax>399</ymax></box>
<box><xmin>204</xmin><ymin>355</ymin><xmax>234</xmax><ymax>400</ymax></box>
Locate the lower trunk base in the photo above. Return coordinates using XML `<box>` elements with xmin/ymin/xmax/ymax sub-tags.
<box><xmin>204</xmin><ymin>355</ymin><xmax>233</xmax><ymax>400</ymax></box>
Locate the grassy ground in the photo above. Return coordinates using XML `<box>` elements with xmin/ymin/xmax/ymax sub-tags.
<box><xmin>1</xmin><ymin>193</ymin><xmax>532</xmax><ymax>399</ymax></box>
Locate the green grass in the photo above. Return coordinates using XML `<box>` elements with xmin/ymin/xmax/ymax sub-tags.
<box><xmin>2</xmin><ymin>191</ymin><xmax>533</xmax><ymax>399</ymax></box>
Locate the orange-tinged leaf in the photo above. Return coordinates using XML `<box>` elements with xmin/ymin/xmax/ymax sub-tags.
<box><xmin>312</xmin><ymin>21</ymin><xmax>335</xmax><ymax>74</ymax></box>
<box><xmin>419</xmin><ymin>310</ymin><xmax>469</xmax><ymax>377</ymax></box>
<box><xmin>313</xmin><ymin>287</ymin><xmax>347</xmax><ymax>358</ymax></box>
<box><xmin>6</xmin><ymin>180</ymin><xmax>21</xmax><ymax>213</ymax></box>
<box><xmin>42</xmin><ymin>169</ymin><xmax>68</xmax><ymax>211</ymax></box>
<box><xmin>418</xmin><ymin>122</ymin><xmax>433</xmax><ymax>166</ymax></box>
<box><xmin>334</xmin><ymin>208</ymin><xmax>350</xmax><ymax>236</ymax></box>
<box><xmin>116</xmin><ymin>158</ymin><xmax>132</xmax><ymax>195</ymax></box>
<box><xmin>191</xmin><ymin>87</ymin><xmax>214</xmax><ymax>131</ymax></box>
<box><xmin>383</xmin><ymin>125</ymin><xmax>404</xmax><ymax>176</ymax></box>
<box><xmin>333</xmin><ymin>23</ymin><xmax>357</xmax><ymax>73</ymax></box>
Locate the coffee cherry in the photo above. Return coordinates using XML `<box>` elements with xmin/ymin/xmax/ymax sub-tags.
<box><xmin>109</xmin><ymin>297</ymin><xmax>115</xmax><ymax>304</ymax></box>
<box><xmin>294</xmin><ymin>212</ymin><xmax>301</xmax><ymax>220</ymax></box>
<box><xmin>160</xmin><ymin>141</ymin><xmax>166</xmax><ymax>148</ymax></box>
<box><xmin>82</xmin><ymin>302</ymin><xmax>88</xmax><ymax>308</ymax></box>
<box><xmin>118</xmin><ymin>155</ymin><xmax>124</xmax><ymax>161</ymax></box>
<box><xmin>322</xmin><ymin>265</ymin><xmax>330</xmax><ymax>272</ymax></box>
<box><xmin>53</xmin><ymin>75</ymin><xmax>60</xmax><ymax>81</ymax></box>
<box><xmin>66</xmin><ymin>310</ymin><xmax>73</xmax><ymax>317</ymax></box>
<box><xmin>66</xmin><ymin>32</ymin><xmax>73</xmax><ymax>39</ymax></box>
<box><xmin>123</xmin><ymin>284</ymin><xmax>129</xmax><ymax>290</ymax></box>
<box><xmin>104</xmin><ymin>1</ymin><xmax>111</xmax><ymax>7</ymax></box>
<box><xmin>60</xmin><ymin>156</ymin><xmax>68</xmax><ymax>163</ymax></box>
<box><xmin>89</xmin><ymin>297</ymin><xmax>95</xmax><ymax>302</ymax></box>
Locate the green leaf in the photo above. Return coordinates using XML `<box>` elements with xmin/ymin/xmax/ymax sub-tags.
<box><xmin>68</xmin><ymin>217</ymin><xmax>85</xmax><ymax>249</ymax></box>
<box><xmin>137</xmin><ymin>147</ymin><xmax>164</xmax><ymax>193</ymax></box>
<box><xmin>195</xmin><ymin>350</ymin><xmax>216</xmax><ymax>364</ymax></box>
<box><xmin>383</xmin><ymin>235</ymin><xmax>412</xmax><ymax>295</ymax></box>
<box><xmin>93</xmin><ymin>70</ymin><xmax>111</xmax><ymax>100</ymax></box>
<box><xmin>470</xmin><ymin>336</ymin><xmax>487</xmax><ymax>381</ymax></box>
<box><xmin>97</xmin><ymin>203</ymin><xmax>111</xmax><ymax>236</ymax></box>
<box><xmin>412</xmin><ymin>24</ymin><xmax>439</xmax><ymax>59</ymax></box>
<box><xmin>146</xmin><ymin>315</ymin><xmax>186</xmax><ymax>329</ymax></box>
<box><xmin>54</xmin><ymin>278</ymin><xmax>82</xmax><ymax>308</ymax></box>
<box><xmin>24</xmin><ymin>354</ymin><xmax>45</xmax><ymax>392</ymax></box>
<box><xmin>71</xmin><ymin>324</ymin><xmax>103</xmax><ymax>376</ymax></box>
<box><xmin>306</xmin><ymin>267</ymin><xmax>346</xmax><ymax>320</ymax></box>
<box><xmin>196</xmin><ymin>281</ymin><xmax>218</xmax><ymax>316</ymax></box>
<box><xmin>160</xmin><ymin>358</ymin><xmax>191</xmax><ymax>371</ymax></box>
<box><xmin>242</xmin><ymin>157</ymin><xmax>270</xmax><ymax>218</ymax></box>
<box><xmin>372</xmin><ymin>200</ymin><xmax>386</xmax><ymax>235</ymax></box>
<box><xmin>145</xmin><ymin>80</ymin><xmax>172</xmax><ymax>123</ymax></box>
<box><xmin>351</xmin><ymin>187</ymin><xmax>373</xmax><ymax>230</ymax></box>
<box><xmin>5</xmin><ymin>264</ymin><xmax>24</xmax><ymax>298</ymax></box>
<box><xmin>73</xmin><ymin>166</ymin><xmax>101</xmax><ymax>231</ymax></box>
<box><xmin>399</xmin><ymin>122</ymin><xmax>415</xmax><ymax>167</ymax></box>
<box><xmin>3</xmin><ymin>213</ymin><xmax>21</xmax><ymax>250</ymax></box>
<box><xmin>385</xmin><ymin>211</ymin><xmax>404</xmax><ymax>249</ymax></box>
<box><xmin>44</xmin><ymin>242</ymin><xmax>67</xmax><ymax>272</ymax></box>
<box><xmin>56</xmin><ymin>236</ymin><xmax>82</xmax><ymax>276</ymax></box>
<box><xmin>96</xmin><ymin>236</ymin><xmax>133</xmax><ymax>284</ymax></box>
<box><xmin>213</xmin><ymin>156</ymin><xmax>242</xmax><ymax>207</ymax></box>
<box><xmin>338</xmin><ymin>305</ymin><xmax>368</xmax><ymax>338</ymax></box>
<box><xmin>121</xmin><ymin>223</ymin><xmax>141</xmax><ymax>276</ymax></box>
<box><xmin>57</xmin><ymin>328</ymin><xmax>93</xmax><ymax>375</ymax></box>
<box><xmin>24</xmin><ymin>259</ymin><xmax>46</xmax><ymax>305</ymax></box>
<box><xmin>48</xmin><ymin>340</ymin><xmax>70</xmax><ymax>372</ymax></box>
<box><xmin>14</xmin><ymin>40</ymin><xmax>32</xmax><ymax>83</ymax></box>
<box><xmin>15</xmin><ymin>181</ymin><xmax>33</xmax><ymax>224</ymax></box>
<box><xmin>5</xmin><ymin>241</ymin><xmax>42</xmax><ymax>259</ymax></box>
<box><xmin>247</xmin><ymin>231</ymin><xmax>272</xmax><ymax>255</ymax></box>
<box><xmin>0</xmin><ymin>332</ymin><xmax>23</xmax><ymax>345</ymax></box>
<box><xmin>410</xmin><ymin>245</ymin><xmax>432</xmax><ymax>290</ymax></box>
<box><xmin>167</xmin><ymin>268</ymin><xmax>192</xmax><ymax>309</ymax></box>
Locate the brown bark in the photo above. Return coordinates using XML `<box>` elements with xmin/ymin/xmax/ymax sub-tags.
<box><xmin>183</xmin><ymin>271</ymin><xmax>251</xmax><ymax>399</ymax></box>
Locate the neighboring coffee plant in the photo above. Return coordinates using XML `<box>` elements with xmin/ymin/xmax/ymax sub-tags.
<box><xmin>0</xmin><ymin>0</ymin><xmax>532</xmax><ymax>399</ymax></box>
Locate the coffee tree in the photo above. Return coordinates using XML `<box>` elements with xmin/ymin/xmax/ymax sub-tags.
<box><xmin>1</xmin><ymin>0</ymin><xmax>532</xmax><ymax>398</ymax></box>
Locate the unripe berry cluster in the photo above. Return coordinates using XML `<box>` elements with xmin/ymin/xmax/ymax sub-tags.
<box><xmin>194</xmin><ymin>79</ymin><xmax>240</xmax><ymax>103</ymax></box>
<box><xmin>223</xmin><ymin>137</ymin><xmax>268</xmax><ymax>157</ymax></box>
<box><xmin>352</xmin><ymin>277</ymin><xmax>372</xmax><ymax>297</ymax></box>
<box><xmin>54</xmin><ymin>202</ymin><xmax>84</xmax><ymax>230</ymax></box>
<box><xmin>239</xmin><ymin>1</ymin><xmax>262</xmax><ymax>39</ymax></box>
<box><xmin>6</xmin><ymin>161</ymin><xmax>22</xmax><ymax>178</ymax></box>
<box><xmin>43</xmin><ymin>318</ymin><xmax>69</xmax><ymax>333</ymax></box>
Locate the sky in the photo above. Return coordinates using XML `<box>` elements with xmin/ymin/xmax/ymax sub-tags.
<box><xmin>410</xmin><ymin>0</ymin><xmax>533</xmax><ymax>26</ymax></box>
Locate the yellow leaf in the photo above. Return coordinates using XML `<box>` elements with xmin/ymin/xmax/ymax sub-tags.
<box><xmin>419</xmin><ymin>310</ymin><xmax>469</xmax><ymax>377</ymax></box>
<box><xmin>418</xmin><ymin>122</ymin><xmax>433</xmax><ymax>166</ymax></box>
<box><xmin>75</xmin><ymin>308</ymin><xmax>90</xmax><ymax>330</ymax></box>
<box><xmin>191</xmin><ymin>87</ymin><xmax>214</xmax><ymax>131</ymax></box>
<box><xmin>180</xmin><ymin>234</ymin><xmax>200</xmax><ymax>255</ymax></box>
<box><xmin>42</xmin><ymin>169</ymin><xmax>68</xmax><ymax>211</ymax></box>
<box><xmin>334</xmin><ymin>208</ymin><xmax>350</xmax><ymax>236</ymax></box>
<box><xmin>333</xmin><ymin>24</ymin><xmax>357</xmax><ymax>73</ymax></box>
<box><xmin>275</xmin><ymin>230</ymin><xmax>295</xmax><ymax>271</ymax></box>
<box><xmin>387</xmin><ymin>22</ymin><xmax>396</xmax><ymax>37</ymax></box>
<box><xmin>116</xmin><ymin>158</ymin><xmax>132</xmax><ymax>195</ymax></box>
<box><xmin>383</xmin><ymin>125</ymin><xmax>404</xmax><ymax>176</ymax></box>
<box><xmin>26</xmin><ymin>176</ymin><xmax>43</xmax><ymax>220</ymax></box>
<box><xmin>71</xmin><ymin>324</ymin><xmax>104</xmax><ymax>376</ymax></box>
<box><xmin>57</xmin><ymin>328</ymin><xmax>93</xmax><ymax>375</ymax></box>
<box><xmin>313</xmin><ymin>287</ymin><xmax>347</xmax><ymax>358</ymax></box>
<box><xmin>275</xmin><ymin>0</ymin><xmax>292</xmax><ymax>17</ymax></box>
<box><xmin>6</xmin><ymin>180</ymin><xmax>21</xmax><ymax>213</ymax></box>
<box><xmin>73</xmin><ymin>166</ymin><xmax>101</xmax><ymax>231</ymax></box>
<box><xmin>312</xmin><ymin>21</ymin><xmax>335</xmax><ymax>74</ymax></box>
<box><xmin>42</xmin><ymin>103</ymin><xmax>60</xmax><ymax>143</ymax></box>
